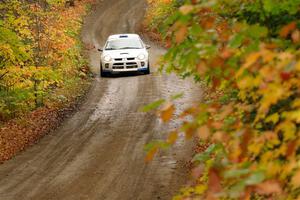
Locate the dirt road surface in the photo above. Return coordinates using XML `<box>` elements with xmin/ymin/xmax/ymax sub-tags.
<box><xmin>0</xmin><ymin>0</ymin><xmax>202</xmax><ymax>199</ymax></box>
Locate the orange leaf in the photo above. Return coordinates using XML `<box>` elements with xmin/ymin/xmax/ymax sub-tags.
<box><xmin>219</xmin><ymin>104</ymin><xmax>233</xmax><ymax>120</ymax></box>
<box><xmin>179</xmin><ymin>5</ymin><xmax>194</xmax><ymax>15</ymax></box>
<box><xmin>165</xmin><ymin>37</ymin><xmax>172</xmax><ymax>48</ymax></box>
<box><xmin>241</xmin><ymin>187</ymin><xmax>252</xmax><ymax>200</ymax></box>
<box><xmin>180</xmin><ymin>107</ymin><xmax>197</xmax><ymax>118</ymax></box>
<box><xmin>185</xmin><ymin>127</ymin><xmax>195</xmax><ymax>139</ymax></box>
<box><xmin>211</xmin><ymin>131</ymin><xmax>226</xmax><ymax>143</ymax></box>
<box><xmin>145</xmin><ymin>147</ymin><xmax>158</xmax><ymax>162</ymax></box>
<box><xmin>191</xmin><ymin>165</ymin><xmax>205</xmax><ymax>179</ymax></box>
<box><xmin>160</xmin><ymin>103</ymin><xmax>175</xmax><ymax>122</ymax></box>
<box><xmin>292</xmin><ymin>29</ymin><xmax>300</xmax><ymax>43</ymax></box>
<box><xmin>220</xmin><ymin>48</ymin><xmax>233</xmax><ymax>60</ymax></box>
<box><xmin>280</xmin><ymin>22</ymin><xmax>297</xmax><ymax>38</ymax></box>
<box><xmin>167</xmin><ymin>131</ymin><xmax>178</xmax><ymax>144</ymax></box>
<box><xmin>197</xmin><ymin>125</ymin><xmax>210</xmax><ymax>140</ymax></box>
<box><xmin>196</xmin><ymin>61</ymin><xmax>208</xmax><ymax>76</ymax></box>
<box><xmin>175</xmin><ymin>25</ymin><xmax>188</xmax><ymax>44</ymax></box>
<box><xmin>208</xmin><ymin>168</ymin><xmax>222</xmax><ymax>193</ymax></box>
<box><xmin>286</xmin><ymin>140</ymin><xmax>297</xmax><ymax>157</ymax></box>
<box><xmin>255</xmin><ymin>180</ymin><xmax>282</xmax><ymax>195</ymax></box>
<box><xmin>211</xmin><ymin>121</ymin><xmax>223</xmax><ymax>129</ymax></box>
<box><xmin>200</xmin><ymin>16</ymin><xmax>216</xmax><ymax>29</ymax></box>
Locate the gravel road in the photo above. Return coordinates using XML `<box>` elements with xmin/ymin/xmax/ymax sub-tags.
<box><xmin>0</xmin><ymin>0</ymin><xmax>202</xmax><ymax>199</ymax></box>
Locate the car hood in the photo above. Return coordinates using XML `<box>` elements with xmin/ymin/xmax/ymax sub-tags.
<box><xmin>102</xmin><ymin>49</ymin><xmax>148</xmax><ymax>58</ymax></box>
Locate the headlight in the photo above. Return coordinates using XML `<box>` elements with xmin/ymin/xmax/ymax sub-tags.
<box><xmin>103</xmin><ymin>55</ymin><xmax>112</xmax><ymax>62</ymax></box>
<box><xmin>137</xmin><ymin>54</ymin><xmax>146</xmax><ymax>60</ymax></box>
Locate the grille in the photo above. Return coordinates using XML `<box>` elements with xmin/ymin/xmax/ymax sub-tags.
<box><xmin>113</xmin><ymin>63</ymin><xmax>124</xmax><ymax>66</ymax></box>
<box><xmin>112</xmin><ymin>62</ymin><xmax>138</xmax><ymax>69</ymax></box>
<box><xmin>114</xmin><ymin>57</ymin><xmax>135</xmax><ymax>61</ymax></box>
<box><xmin>112</xmin><ymin>62</ymin><xmax>124</xmax><ymax>69</ymax></box>
<box><xmin>112</xmin><ymin>66</ymin><xmax>124</xmax><ymax>69</ymax></box>
<box><xmin>126</xmin><ymin>62</ymin><xmax>138</xmax><ymax>69</ymax></box>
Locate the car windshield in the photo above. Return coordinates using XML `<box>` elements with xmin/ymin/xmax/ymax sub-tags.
<box><xmin>105</xmin><ymin>38</ymin><xmax>143</xmax><ymax>50</ymax></box>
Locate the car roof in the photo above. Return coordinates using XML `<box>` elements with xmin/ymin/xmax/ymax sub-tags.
<box><xmin>107</xmin><ymin>34</ymin><xmax>141</xmax><ymax>41</ymax></box>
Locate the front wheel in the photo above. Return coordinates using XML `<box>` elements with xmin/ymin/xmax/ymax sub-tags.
<box><xmin>144</xmin><ymin>62</ymin><xmax>150</xmax><ymax>75</ymax></box>
<box><xmin>100</xmin><ymin>64</ymin><xmax>108</xmax><ymax>77</ymax></box>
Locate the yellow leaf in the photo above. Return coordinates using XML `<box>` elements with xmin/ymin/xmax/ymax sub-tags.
<box><xmin>228</xmin><ymin>140</ymin><xmax>242</xmax><ymax>162</ymax></box>
<box><xmin>277</xmin><ymin>144</ymin><xmax>287</xmax><ymax>156</ymax></box>
<box><xmin>259</xmin><ymin>66</ymin><xmax>276</xmax><ymax>82</ymax></box>
<box><xmin>265</xmin><ymin>113</ymin><xmax>279</xmax><ymax>124</ymax></box>
<box><xmin>283</xmin><ymin>110</ymin><xmax>300</xmax><ymax>123</ymax></box>
<box><xmin>276</xmin><ymin>121</ymin><xmax>296</xmax><ymax>141</ymax></box>
<box><xmin>292</xmin><ymin>99</ymin><xmax>300</xmax><ymax>108</ymax></box>
<box><xmin>194</xmin><ymin>185</ymin><xmax>207</xmax><ymax>195</ymax></box>
<box><xmin>295</xmin><ymin>61</ymin><xmax>300</xmax><ymax>72</ymax></box>
<box><xmin>292</xmin><ymin>170</ymin><xmax>300</xmax><ymax>188</ymax></box>
<box><xmin>261</xmin><ymin>49</ymin><xmax>276</xmax><ymax>63</ymax></box>
<box><xmin>257</xmin><ymin>84</ymin><xmax>285</xmax><ymax>117</ymax></box>
<box><xmin>237</xmin><ymin>75</ymin><xmax>261</xmax><ymax>90</ymax></box>
<box><xmin>282</xmin><ymin>159</ymin><xmax>297</xmax><ymax>178</ymax></box>
<box><xmin>243</xmin><ymin>52</ymin><xmax>261</xmax><ymax>69</ymax></box>
<box><xmin>261</xmin><ymin>151</ymin><xmax>274</xmax><ymax>162</ymax></box>
<box><xmin>265</xmin><ymin>162</ymin><xmax>281</xmax><ymax>177</ymax></box>
<box><xmin>248</xmin><ymin>142</ymin><xmax>264</xmax><ymax>155</ymax></box>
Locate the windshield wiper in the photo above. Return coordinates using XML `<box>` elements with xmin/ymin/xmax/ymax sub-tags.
<box><xmin>119</xmin><ymin>47</ymin><xmax>140</xmax><ymax>49</ymax></box>
<box><xmin>105</xmin><ymin>48</ymin><xmax>117</xmax><ymax>50</ymax></box>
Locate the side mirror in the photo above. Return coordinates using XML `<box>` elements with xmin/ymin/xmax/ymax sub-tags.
<box><xmin>97</xmin><ymin>48</ymin><xmax>103</xmax><ymax>52</ymax></box>
<box><xmin>146</xmin><ymin>45</ymin><xmax>151</xmax><ymax>49</ymax></box>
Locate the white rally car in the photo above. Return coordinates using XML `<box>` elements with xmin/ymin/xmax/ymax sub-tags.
<box><xmin>98</xmin><ymin>34</ymin><xmax>150</xmax><ymax>77</ymax></box>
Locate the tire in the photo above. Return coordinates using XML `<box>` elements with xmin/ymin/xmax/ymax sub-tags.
<box><xmin>145</xmin><ymin>62</ymin><xmax>150</xmax><ymax>75</ymax></box>
<box><xmin>100</xmin><ymin>64</ymin><xmax>108</xmax><ymax>77</ymax></box>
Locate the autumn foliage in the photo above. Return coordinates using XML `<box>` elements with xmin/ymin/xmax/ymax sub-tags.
<box><xmin>0</xmin><ymin>0</ymin><xmax>93</xmax><ymax>121</ymax></box>
<box><xmin>0</xmin><ymin>0</ymin><xmax>93</xmax><ymax>161</ymax></box>
<box><xmin>145</xmin><ymin>0</ymin><xmax>300</xmax><ymax>199</ymax></box>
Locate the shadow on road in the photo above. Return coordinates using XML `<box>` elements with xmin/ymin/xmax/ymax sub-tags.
<box><xmin>101</xmin><ymin>72</ymin><xmax>151</xmax><ymax>78</ymax></box>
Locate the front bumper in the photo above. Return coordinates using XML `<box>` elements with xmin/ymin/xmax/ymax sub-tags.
<box><xmin>101</xmin><ymin>58</ymin><xmax>148</xmax><ymax>73</ymax></box>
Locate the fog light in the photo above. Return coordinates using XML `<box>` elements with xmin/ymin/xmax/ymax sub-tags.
<box><xmin>105</xmin><ymin>63</ymin><xmax>109</xmax><ymax>68</ymax></box>
<box><xmin>141</xmin><ymin>62</ymin><xmax>145</xmax><ymax>67</ymax></box>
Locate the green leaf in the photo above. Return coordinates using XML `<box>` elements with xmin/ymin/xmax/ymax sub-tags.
<box><xmin>140</xmin><ymin>99</ymin><xmax>166</xmax><ymax>112</ymax></box>
<box><xmin>229</xmin><ymin>34</ymin><xmax>245</xmax><ymax>48</ymax></box>
<box><xmin>144</xmin><ymin>140</ymin><xmax>170</xmax><ymax>152</ymax></box>
<box><xmin>192</xmin><ymin>143</ymin><xmax>223</xmax><ymax>162</ymax></box>
<box><xmin>224</xmin><ymin>168</ymin><xmax>250</xmax><ymax>179</ymax></box>
<box><xmin>190</xmin><ymin>24</ymin><xmax>202</xmax><ymax>36</ymax></box>
<box><xmin>228</xmin><ymin>181</ymin><xmax>246</xmax><ymax>198</ymax></box>
<box><xmin>171</xmin><ymin>92</ymin><xmax>184</xmax><ymax>100</ymax></box>
<box><xmin>244</xmin><ymin>170</ymin><xmax>265</xmax><ymax>185</ymax></box>
<box><xmin>192</xmin><ymin>152</ymin><xmax>210</xmax><ymax>162</ymax></box>
<box><xmin>246</xmin><ymin>25</ymin><xmax>268</xmax><ymax>38</ymax></box>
